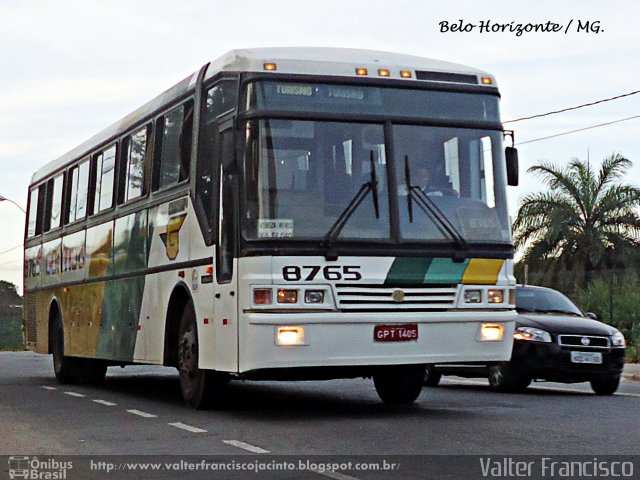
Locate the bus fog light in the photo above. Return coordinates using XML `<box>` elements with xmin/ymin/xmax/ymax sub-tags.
<box><xmin>304</xmin><ymin>290</ymin><xmax>325</xmax><ymax>304</ymax></box>
<box><xmin>480</xmin><ymin>324</ymin><xmax>504</xmax><ymax>342</ymax></box>
<box><xmin>253</xmin><ymin>288</ymin><xmax>273</xmax><ymax>305</ymax></box>
<box><xmin>276</xmin><ymin>326</ymin><xmax>306</xmax><ymax>346</ymax></box>
<box><xmin>277</xmin><ymin>289</ymin><xmax>298</xmax><ymax>304</ymax></box>
<box><xmin>488</xmin><ymin>289</ymin><xmax>504</xmax><ymax>303</ymax></box>
<box><xmin>464</xmin><ymin>289</ymin><xmax>482</xmax><ymax>304</ymax></box>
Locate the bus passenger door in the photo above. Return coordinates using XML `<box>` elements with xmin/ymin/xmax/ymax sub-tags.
<box><xmin>211</xmin><ymin>129</ymin><xmax>239</xmax><ymax>372</ymax></box>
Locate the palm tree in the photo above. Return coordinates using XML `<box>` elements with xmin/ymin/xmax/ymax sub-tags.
<box><xmin>513</xmin><ymin>154</ymin><xmax>640</xmax><ymax>288</ymax></box>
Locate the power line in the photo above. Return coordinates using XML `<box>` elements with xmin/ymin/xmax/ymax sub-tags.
<box><xmin>0</xmin><ymin>258</ymin><xmax>21</xmax><ymax>267</ymax></box>
<box><xmin>0</xmin><ymin>244</ymin><xmax>23</xmax><ymax>255</ymax></box>
<box><xmin>516</xmin><ymin>114</ymin><xmax>640</xmax><ymax>146</ymax></box>
<box><xmin>503</xmin><ymin>89</ymin><xmax>640</xmax><ymax>124</ymax></box>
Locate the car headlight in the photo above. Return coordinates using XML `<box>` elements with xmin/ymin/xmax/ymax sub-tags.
<box><xmin>611</xmin><ymin>330</ymin><xmax>626</xmax><ymax>347</ymax></box>
<box><xmin>514</xmin><ymin>326</ymin><xmax>552</xmax><ymax>343</ymax></box>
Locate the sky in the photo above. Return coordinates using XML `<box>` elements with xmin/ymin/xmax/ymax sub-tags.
<box><xmin>1</xmin><ymin>0</ymin><xmax>639</xmax><ymax>292</ymax></box>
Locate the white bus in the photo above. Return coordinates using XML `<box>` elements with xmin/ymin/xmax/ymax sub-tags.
<box><xmin>24</xmin><ymin>48</ymin><xmax>519</xmax><ymax>408</ymax></box>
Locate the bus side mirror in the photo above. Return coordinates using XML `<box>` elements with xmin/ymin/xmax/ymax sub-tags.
<box><xmin>505</xmin><ymin>147</ymin><xmax>519</xmax><ymax>186</ymax></box>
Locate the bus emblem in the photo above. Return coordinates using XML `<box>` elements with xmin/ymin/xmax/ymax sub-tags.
<box><xmin>159</xmin><ymin>214</ymin><xmax>187</xmax><ymax>260</ymax></box>
<box><xmin>392</xmin><ymin>290</ymin><xmax>405</xmax><ymax>303</ymax></box>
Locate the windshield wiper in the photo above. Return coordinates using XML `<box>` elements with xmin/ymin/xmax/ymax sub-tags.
<box><xmin>403</xmin><ymin>156</ymin><xmax>468</xmax><ymax>258</ymax></box>
<box><xmin>322</xmin><ymin>151</ymin><xmax>380</xmax><ymax>259</ymax></box>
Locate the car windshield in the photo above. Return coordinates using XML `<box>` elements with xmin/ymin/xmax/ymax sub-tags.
<box><xmin>515</xmin><ymin>287</ymin><xmax>583</xmax><ymax>316</ymax></box>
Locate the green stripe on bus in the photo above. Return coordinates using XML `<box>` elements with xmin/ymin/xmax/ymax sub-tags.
<box><xmin>384</xmin><ymin>257</ymin><xmax>472</xmax><ymax>285</ymax></box>
<box><xmin>384</xmin><ymin>257</ymin><xmax>433</xmax><ymax>285</ymax></box>
<box><xmin>424</xmin><ymin>258</ymin><xmax>470</xmax><ymax>284</ymax></box>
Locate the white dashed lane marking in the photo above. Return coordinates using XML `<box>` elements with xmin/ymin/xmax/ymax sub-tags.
<box><xmin>311</xmin><ymin>470</ymin><xmax>363</xmax><ymax>480</ymax></box>
<box><xmin>41</xmin><ymin>386</ymin><xmax>57</xmax><ymax>390</ymax></box>
<box><xmin>168</xmin><ymin>422</ymin><xmax>207</xmax><ymax>433</ymax></box>
<box><xmin>126</xmin><ymin>409</ymin><xmax>158</xmax><ymax>418</ymax></box>
<box><xmin>223</xmin><ymin>440</ymin><xmax>270</xmax><ymax>454</ymax></box>
<box><xmin>93</xmin><ymin>399</ymin><xmax>117</xmax><ymax>406</ymax></box>
<box><xmin>63</xmin><ymin>391</ymin><xmax>86</xmax><ymax>398</ymax></box>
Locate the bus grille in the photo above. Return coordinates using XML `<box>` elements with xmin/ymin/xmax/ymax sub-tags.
<box><xmin>335</xmin><ymin>285</ymin><xmax>457</xmax><ymax>312</ymax></box>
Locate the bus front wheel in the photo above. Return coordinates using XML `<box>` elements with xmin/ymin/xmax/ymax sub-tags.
<box><xmin>373</xmin><ymin>365</ymin><xmax>425</xmax><ymax>404</ymax></box>
<box><xmin>177</xmin><ymin>300</ymin><xmax>229</xmax><ymax>409</ymax></box>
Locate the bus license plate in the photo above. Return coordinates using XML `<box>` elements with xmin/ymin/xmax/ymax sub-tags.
<box><xmin>570</xmin><ymin>351</ymin><xmax>603</xmax><ymax>364</ymax></box>
<box><xmin>374</xmin><ymin>324</ymin><xmax>418</xmax><ymax>342</ymax></box>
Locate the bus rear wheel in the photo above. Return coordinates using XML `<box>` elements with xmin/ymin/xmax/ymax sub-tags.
<box><xmin>177</xmin><ymin>300</ymin><xmax>229</xmax><ymax>409</ymax></box>
<box><xmin>373</xmin><ymin>365</ymin><xmax>425</xmax><ymax>404</ymax></box>
<box><xmin>52</xmin><ymin>315</ymin><xmax>106</xmax><ymax>384</ymax></box>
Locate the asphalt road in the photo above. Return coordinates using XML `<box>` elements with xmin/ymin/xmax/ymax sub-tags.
<box><xmin>1</xmin><ymin>352</ymin><xmax>639</xmax><ymax>479</ymax></box>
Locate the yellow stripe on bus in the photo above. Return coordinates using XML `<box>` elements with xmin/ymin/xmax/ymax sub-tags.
<box><xmin>461</xmin><ymin>259</ymin><xmax>504</xmax><ymax>285</ymax></box>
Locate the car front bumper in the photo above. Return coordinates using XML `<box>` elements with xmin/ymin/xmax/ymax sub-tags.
<box><xmin>511</xmin><ymin>340</ymin><xmax>625</xmax><ymax>383</ymax></box>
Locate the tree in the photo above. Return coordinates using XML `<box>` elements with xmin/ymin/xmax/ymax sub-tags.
<box><xmin>0</xmin><ymin>280</ymin><xmax>21</xmax><ymax>314</ymax></box>
<box><xmin>513</xmin><ymin>154</ymin><xmax>640</xmax><ymax>289</ymax></box>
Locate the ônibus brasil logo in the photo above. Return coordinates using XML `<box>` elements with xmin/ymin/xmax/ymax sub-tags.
<box><xmin>8</xmin><ymin>456</ymin><xmax>72</xmax><ymax>479</ymax></box>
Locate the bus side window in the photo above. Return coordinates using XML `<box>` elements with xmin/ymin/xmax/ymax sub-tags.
<box><xmin>27</xmin><ymin>185</ymin><xmax>45</xmax><ymax>238</ymax></box>
<box><xmin>67</xmin><ymin>159</ymin><xmax>90</xmax><ymax>224</ymax></box>
<box><xmin>93</xmin><ymin>144</ymin><xmax>117</xmax><ymax>214</ymax></box>
<box><xmin>123</xmin><ymin>125</ymin><xmax>149</xmax><ymax>202</ymax></box>
<box><xmin>196</xmin><ymin>80</ymin><xmax>236</xmax><ymax>243</ymax></box>
<box><xmin>45</xmin><ymin>174</ymin><xmax>64</xmax><ymax>232</ymax></box>
<box><xmin>155</xmin><ymin>101</ymin><xmax>193</xmax><ymax>190</ymax></box>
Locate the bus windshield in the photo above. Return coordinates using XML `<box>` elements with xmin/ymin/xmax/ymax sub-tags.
<box><xmin>241</xmin><ymin>81</ymin><xmax>511</xmax><ymax>245</ymax></box>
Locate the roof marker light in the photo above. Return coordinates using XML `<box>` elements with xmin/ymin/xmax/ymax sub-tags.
<box><xmin>355</xmin><ymin>68</ymin><xmax>368</xmax><ymax>76</ymax></box>
<box><xmin>264</xmin><ymin>63</ymin><xmax>277</xmax><ymax>71</ymax></box>
<box><xmin>481</xmin><ymin>76</ymin><xmax>493</xmax><ymax>85</ymax></box>
<box><xmin>378</xmin><ymin>69</ymin><xmax>391</xmax><ymax>77</ymax></box>
<box><xmin>400</xmin><ymin>70</ymin><xmax>412</xmax><ymax>78</ymax></box>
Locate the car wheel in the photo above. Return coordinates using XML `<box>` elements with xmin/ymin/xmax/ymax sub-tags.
<box><xmin>374</xmin><ymin>365</ymin><xmax>425</xmax><ymax>404</ymax></box>
<box><xmin>423</xmin><ymin>365</ymin><xmax>442</xmax><ymax>387</ymax></box>
<box><xmin>590</xmin><ymin>375</ymin><xmax>620</xmax><ymax>396</ymax></box>
<box><xmin>488</xmin><ymin>363</ymin><xmax>530</xmax><ymax>393</ymax></box>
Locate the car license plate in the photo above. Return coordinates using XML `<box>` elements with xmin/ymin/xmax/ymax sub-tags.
<box><xmin>570</xmin><ymin>351</ymin><xmax>603</xmax><ymax>364</ymax></box>
<box><xmin>374</xmin><ymin>324</ymin><xmax>418</xmax><ymax>342</ymax></box>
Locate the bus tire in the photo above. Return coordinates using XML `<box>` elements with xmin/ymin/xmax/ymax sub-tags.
<box><xmin>373</xmin><ymin>365</ymin><xmax>425</xmax><ymax>404</ymax></box>
<box><xmin>177</xmin><ymin>299</ymin><xmax>229</xmax><ymax>409</ymax></box>
<box><xmin>52</xmin><ymin>315</ymin><xmax>106</xmax><ymax>384</ymax></box>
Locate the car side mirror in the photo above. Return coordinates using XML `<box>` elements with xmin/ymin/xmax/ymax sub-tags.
<box><xmin>585</xmin><ymin>312</ymin><xmax>598</xmax><ymax>320</ymax></box>
<box><xmin>505</xmin><ymin>147</ymin><xmax>519</xmax><ymax>186</ymax></box>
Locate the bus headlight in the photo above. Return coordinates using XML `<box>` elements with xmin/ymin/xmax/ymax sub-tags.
<box><xmin>277</xmin><ymin>289</ymin><xmax>298</xmax><ymax>304</ymax></box>
<box><xmin>251</xmin><ymin>286</ymin><xmax>334</xmax><ymax>310</ymax></box>
<box><xmin>464</xmin><ymin>289</ymin><xmax>483</xmax><ymax>304</ymax></box>
<box><xmin>304</xmin><ymin>290</ymin><xmax>325</xmax><ymax>304</ymax></box>
<box><xmin>253</xmin><ymin>288</ymin><xmax>273</xmax><ymax>305</ymax></box>
<box><xmin>487</xmin><ymin>289</ymin><xmax>504</xmax><ymax>304</ymax></box>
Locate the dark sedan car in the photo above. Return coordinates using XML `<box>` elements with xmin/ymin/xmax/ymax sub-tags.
<box><xmin>424</xmin><ymin>285</ymin><xmax>626</xmax><ymax>395</ymax></box>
